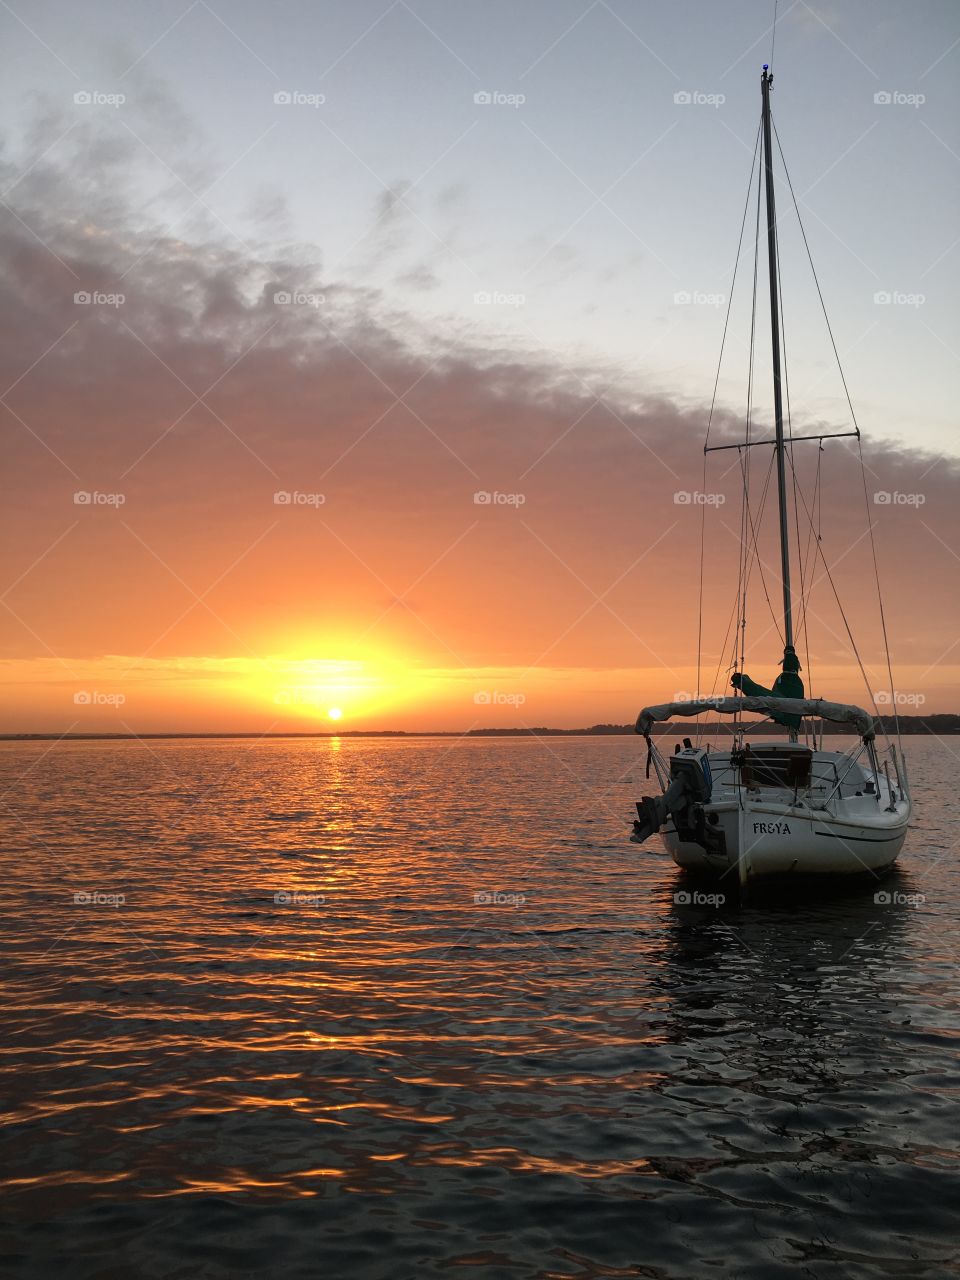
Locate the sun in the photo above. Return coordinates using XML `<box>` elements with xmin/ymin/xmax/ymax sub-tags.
<box><xmin>327</xmin><ymin>707</ymin><xmax>343</xmax><ymax>721</ymax></box>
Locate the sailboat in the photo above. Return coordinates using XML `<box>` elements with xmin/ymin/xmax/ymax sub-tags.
<box><xmin>630</xmin><ymin>64</ymin><xmax>912</xmax><ymax>887</ymax></box>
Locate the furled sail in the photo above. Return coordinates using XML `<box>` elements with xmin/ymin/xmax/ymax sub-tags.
<box><xmin>635</xmin><ymin>696</ymin><xmax>874</xmax><ymax>740</ymax></box>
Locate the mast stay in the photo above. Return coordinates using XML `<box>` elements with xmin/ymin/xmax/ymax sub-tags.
<box><xmin>760</xmin><ymin>63</ymin><xmax>794</xmax><ymax>653</ymax></box>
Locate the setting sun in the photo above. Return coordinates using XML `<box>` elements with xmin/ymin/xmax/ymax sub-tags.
<box><xmin>328</xmin><ymin>707</ymin><xmax>343</xmax><ymax>721</ymax></box>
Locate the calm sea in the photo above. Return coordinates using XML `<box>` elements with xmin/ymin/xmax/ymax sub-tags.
<box><xmin>1</xmin><ymin>735</ymin><xmax>958</xmax><ymax>1278</ymax></box>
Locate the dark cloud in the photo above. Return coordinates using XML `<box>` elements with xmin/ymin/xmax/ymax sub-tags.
<box><xmin>1</xmin><ymin>102</ymin><xmax>956</xmax><ymax>703</ymax></box>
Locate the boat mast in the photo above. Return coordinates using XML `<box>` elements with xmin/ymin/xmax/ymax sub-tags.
<box><xmin>760</xmin><ymin>64</ymin><xmax>793</xmax><ymax>651</ymax></box>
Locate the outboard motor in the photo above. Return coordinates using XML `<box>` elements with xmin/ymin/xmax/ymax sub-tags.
<box><xmin>632</xmin><ymin>741</ymin><xmax>725</xmax><ymax>856</ymax></box>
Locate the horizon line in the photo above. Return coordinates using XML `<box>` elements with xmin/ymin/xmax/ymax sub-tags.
<box><xmin>2</xmin><ymin>715</ymin><xmax>957</xmax><ymax>743</ymax></box>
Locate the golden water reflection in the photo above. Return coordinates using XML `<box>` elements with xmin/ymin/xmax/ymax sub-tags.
<box><xmin>1</xmin><ymin>736</ymin><xmax>956</xmax><ymax>1276</ymax></box>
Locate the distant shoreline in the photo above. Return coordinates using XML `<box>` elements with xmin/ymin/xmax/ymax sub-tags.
<box><xmin>2</xmin><ymin>716</ymin><xmax>956</xmax><ymax>742</ymax></box>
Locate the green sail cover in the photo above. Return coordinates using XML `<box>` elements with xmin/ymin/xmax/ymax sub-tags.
<box><xmin>731</xmin><ymin>646</ymin><xmax>804</xmax><ymax>729</ymax></box>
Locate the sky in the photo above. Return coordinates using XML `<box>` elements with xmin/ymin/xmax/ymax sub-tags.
<box><xmin>1</xmin><ymin>0</ymin><xmax>958</xmax><ymax>732</ymax></box>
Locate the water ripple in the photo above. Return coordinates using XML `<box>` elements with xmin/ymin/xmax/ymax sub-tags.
<box><xmin>1</xmin><ymin>736</ymin><xmax>958</xmax><ymax>1278</ymax></box>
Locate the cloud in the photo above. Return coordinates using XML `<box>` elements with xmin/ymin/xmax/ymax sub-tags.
<box><xmin>1</xmin><ymin>96</ymin><xmax>957</xmax><ymax>725</ymax></box>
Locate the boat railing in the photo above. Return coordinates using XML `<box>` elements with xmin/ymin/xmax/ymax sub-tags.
<box><xmin>694</xmin><ymin>738</ymin><xmax>907</xmax><ymax>809</ymax></box>
<box><xmin>707</xmin><ymin>755</ymin><xmax>865</xmax><ymax>807</ymax></box>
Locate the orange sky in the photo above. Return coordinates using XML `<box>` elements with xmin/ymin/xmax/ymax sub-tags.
<box><xmin>2</xmin><ymin>109</ymin><xmax>957</xmax><ymax>733</ymax></box>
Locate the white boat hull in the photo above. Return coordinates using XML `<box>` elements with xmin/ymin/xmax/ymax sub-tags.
<box><xmin>655</xmin><ymin>743</ymin><xmax>911</xmax><ymax>882</ymax></box>
<box><xmin>664</xmin><ymin>797</ymin><xmax>909</xmax><ymax>879</ymax></box>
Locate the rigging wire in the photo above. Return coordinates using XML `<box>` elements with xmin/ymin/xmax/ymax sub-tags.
<box><xmin>797</xmin><ymin>442</ymin><xmax>823</xmax><ymax>671</ymax></box>
<box><xmin>782</xmin><ymin>432</ymin><xmax>888</xmax><ymax>741</ymax></box>
<box><xmin>856</xmin><ymin>436</ymin><xmax>903</xmax><ymax>750</ymax></box>
<box><xmin>738</xmin><ymin>447</ymin><xmax>782</xmax><ymax>643</ymax></box>
<box><xmin>734</xmin><ymin>137</ymin><xmax>766</xmax><ymax>734</ymax></box>
<box><xmin>703</xmin><ymin>122</ymin><xmax>762</xmax><ymax>455</ymax></box>
<box><xmin>711</xmin><ymin>452</ymin><xmax>777</xmax><ymax>711</ymax></box>
<box><xmin>710</xmin><ymin>593</ymin><xmax>741</xmax><ymax>705</ymax></box>
<box><xmin>788</xmin><ymin>471</ymin><xmax>888</xmax><ymax>731</ymax></box>
<box><xmin>717</xmin><ymin>449</ymin><xmax>779</xmax><ymax>718</ymax></box>
<box><xmin>771</xmin><ymin>123</ymin><xmax>861</xmax><ymax>434</ymax></box>
<box><xmin>697</xmin><ymin>122</ymin><xmax>762</xmax><ymax>726</ymax></box>
<box><xmin>772</xmin><ymin>119</ymin><xmax>902</xmax><ymax>749</ymax></box>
